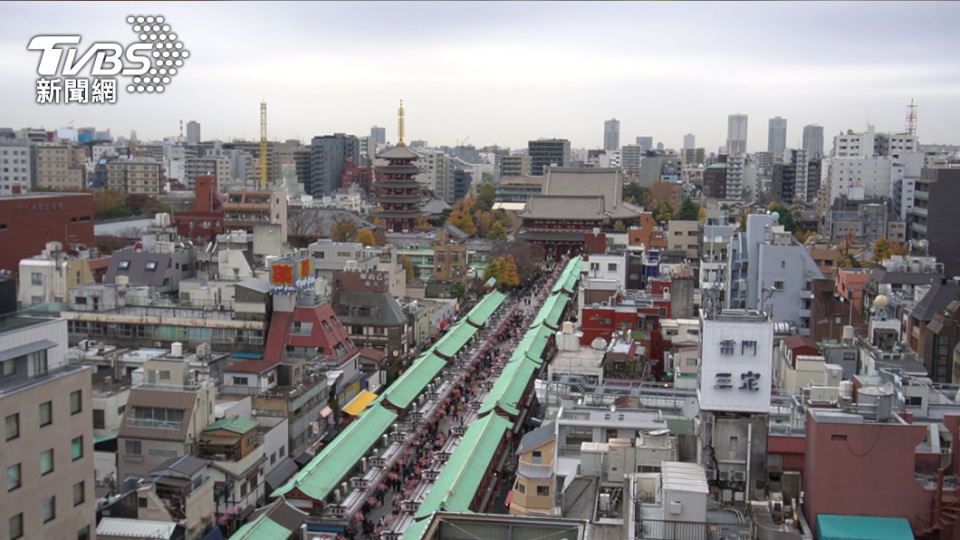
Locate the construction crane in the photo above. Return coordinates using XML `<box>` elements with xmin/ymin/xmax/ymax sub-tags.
<box><xmin>260</xmin><ymin>101</ymin><xmax>268</xmax><ymax>189</ymax></box>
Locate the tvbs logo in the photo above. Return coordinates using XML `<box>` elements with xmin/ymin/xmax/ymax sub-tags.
<box><xmin>28</xmin><ymin>15</ymin><xmax>189</xmax><ymax>104</ymax></box>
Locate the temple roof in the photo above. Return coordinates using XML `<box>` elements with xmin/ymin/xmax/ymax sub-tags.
<box><xmin>377</xmin><ymin>144</ymin><xmax>420</xmax><ymax>160</ymax></box>
<box><xmin>375</xmin><ymin>209</ymin><xmax>429</xmax><ymax>219</ymax></box>
<box><xmin>541</xmin><ymin>167</ymin><xmax>624</xmax><ymax>213</ymax></box>
<box><xmin>518</xmin><ymin>195</ymin><xmax>608</xmax><ymax>220</ymax></box>
<box><xmin>373</xmin><ymin>180</ymin><xmax>424</xmax><ymax>190</ymax></box>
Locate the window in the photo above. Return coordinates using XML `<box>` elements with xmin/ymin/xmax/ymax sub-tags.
<box><xmin>270</xmin><ymin>453</ymin><xmax>277</xmax><ymax>465</ymax></box>
<box><xmin>70</xmin><ymin>390</ymin><xmax>82</xmax><ymax>415</ymax></box>
<box><xmin>125</xmin><ymin>440</ymin><xmax>142</xmax><ymax>456</ymax></box>
<box><xmin>7</xmin><ymin>464</ymin><xmax>20</xmax><ymax>491</ymax></box>
<box><xmin>42</xmin><ymin>496</ymin><xmax>56</xmax><ymax>523</ymax></box>
<box><xmin>831</xmin><ymin>434</ymin><xmax>847</xmax><ymax>442</ymax></box>
<box><xmin>41</xmin><ymin>449</ymin><xmax>54</xmax><ymax>475</ymax></box>
<box><xmin>607</xmin><ymin>263</ymin><xmax>618</xmax><ymax>272</ymax></box>
<box><xmin>40</xmin><ymin>401</ymin><xmax>52</xmax><ymax>427</ymax></box>
<box><xmin>279</xmin><ymin>445</ymin><xmax>285</xmax><ymax>457</ymax></box>
<box><xmin>72</xmin><ymin>436</ymin><xmax>83</xmax><ymax>460</ymax></box>
<box><xmin>73</xmin><ymin>481</ymin><xmax>85</xmax><ymax>506</ymax></box>
<box><xmin>781</xmin><ymin>261</ymin><xmax>786</xmax><ymax>269</ymax></box>
<box><xmin>2</xmin><ymin>359</ymin><xmax>14</xmax><ymax>377</ymax></box>
<box><xmin>93</xmin><ymin>409</ymin><xmax>105</xmax><ymax>430</ymax></box>
<box><xmin>774</xmin><ymin>281</ymin><xmax>784</xmax><ymax>290</ymax></box>
<box><xmin>31</xmin><ymin>272</ymin><xmax>42</xmax><ymax>286</ymax></box>
<box><xmin>32</xmin><ymin>350</ymin><xmax>48</xmax><ymax>375</ymax></box>
<box><xmin>9</xmin><ymin>513</ymin><xmax>22</xmax><ymax>539</ymax></box>
<box><xmin>118</xmin><ymin>260</ymin><xmax>130</xmax><ymax>270</ymax></box>
<box><xmin>536</xmin><ymin>485</ymin><xmax>550</xmax><ymax>496</ymax></box>
<box><xmin>5</xmin><ymin>414</ymin><xmax>18</xmax><ymax>441</ymax></box>
<box><xmin>532</xmin><ymin>450</ymin><xmax>542</xmax><ymax>464</ymax></box>
<box><xmin>78</xmin><ymin>525</ymin><xmax>90</xmax><ymax>540</ymax></box>
<box><xmin>240</xmin><ymin>482</ymin><xmax>248</xmax><ymax>498</ymax></box>
<box><xmin>233</xmin><ymin>376</ymin><xmax>249</xmax><ymax>386</ymax></box>
<box><xmin>159</xmin><ymin>370</ymin><xmax>171</xmax><ymax>381</ymax></box>
<box><xmin>516</xmin><ymin>481</ymin><xmax>525</xmax><ymax>494</ymax></box>
<box><xmin>145</xmin><ymin>261</ymin><xmax>157</xmax><ymax>271</ymax></box>
<box><xmin>686</xmin><ymin>358</ymin><xmax>698</xmax><ymax>367</ymax></box>
<box><xmin>138</xmin><ymin>497</ymin><xmax>148</xmax><ymax>508</ymax></box>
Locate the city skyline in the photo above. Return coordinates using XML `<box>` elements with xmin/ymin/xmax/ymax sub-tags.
<box><xmin>2</xmin><ymin>1</ymin><xmax>959</xmax><ymax>151</ymax></box>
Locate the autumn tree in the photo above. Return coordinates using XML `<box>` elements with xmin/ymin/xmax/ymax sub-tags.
<box><xmin>648</xmin><ymin>180</ymin><xmax>675</xmax><ymax>210</ymax></box>
<box><xmin>330</xmin><ymin>213</ymin><xmax>359</xmax><ymax>242</ymax></box>
<box><xmin>484</xmin><ymin>257</ymin><xmax>503</xmax><ymax>283</ymax></box>
<box><xmin>623</xmin><ymin>183</ymin><xmax>650</xmax><ymax>207</ymax></box>
<box><xmin>450</xmin><ymin>209</ymin><xmax>477</xmax><ymax>236</ymax></box>
<box><xmin>891</xmin><ymin>241</ymin><xmax>908</xmax><ymax>257</ymax></box>
<box><xmin>794</xmin><ymin>230</ymin><xmax>816</xmax><ymax>244</ymax></box>
<box><xmin>490</xmin><ymin>241</ymin><xmax>544</xmax><ymax>284</ymax></box>
<box><xmin>357</xmin><ymin>229</ymin><xmax>376</xmax><ymax>247</ymax></box>
<box><xmin>373</xmin><ymin>217</ymin><xmax>386</xmax><ymax>226</ymax></box>
<box><xmin>400</xmin><ymin>255</ymin><xmax>417</xmax><ymax>281</ymax></box>
<box><xmin>655</xmin><ymin>202</ymin><xmax>674</xmax><ymax>224</ymax></box>
<box><xmin>502</xmin><ymin>255</ymin><xmax>520</xmax><ymax>287</ymax></box>
<box><xmin>414</xmin><ymin>217</ymin><xmax>430</xmax><ymax>228</ymax></box>
<box><xmin>613</xmin><ymin>220</ymin><xmax>626</xmax><ymax>231</ymax></box>
<box><xmin>698</xmin><ymin>206</ymin><xmax>707</xmax><ymax>222</ymax></box>
<box><xmin>487</xmin><ymin>221</ymin><xmax>508</xmax><ymax>240</ymax></box>
<box><xmin>475</xmin><ymin>211</ymin><xmax>493</xmax><ymax>236</ymax></box>
<box><xmin>872</xmin><ymin>237</ymin><xmax>893</xmax><ymax>262</ymax></box>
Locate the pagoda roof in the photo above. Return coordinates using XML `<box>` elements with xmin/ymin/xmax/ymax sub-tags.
<box><xmin>377</xmin><ymin>144</ymin><xmax>420</xmax><ymax>160</ymax></box>
<box><xmin>376</xmin><ymin>164</ymin><xmax>421</xmax><ymax>175</ymax></box>
<box><xmin>375</xmin><ymin>210</ymin><xmax>429</xmax><ymax>219</ymax></box>
<box><xmin>374</xmin><ymin>194</ymin><xmax>431</xmax><ymax>204</ymax></box>
<box><xmin>373</xmin><ymin>180</ymin><xmax>424</xmax><ymax>190</ymax></box>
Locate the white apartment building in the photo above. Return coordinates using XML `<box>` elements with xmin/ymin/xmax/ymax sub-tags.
<box><xmin>412</xmin><ymin>149</ymin><xmax>455</xmax><ymax>202</ymax></box>
<box><xmin>832</xmin><ymin>125</ymin><xmax>918</xmax><ymax>158</ymax></box>
<box><xmin>185</xmin><ymin>156</ymin><xmax>231</xmax><ymax>190</ymax></box>
<box><xmin>825</xmin><ymin>156</ymin><xmax>895</xmax><ymax>202</ymax></box>
<box><xmin>0</xmin><ymin>142</ymin><xmax>32</xmax><ymax>194</ymax></box>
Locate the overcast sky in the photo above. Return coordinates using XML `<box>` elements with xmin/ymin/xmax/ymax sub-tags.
<box><xmin>2</xmin><ymin>1</ymin><xmax>959</xmax><ymax>152</ymax></box>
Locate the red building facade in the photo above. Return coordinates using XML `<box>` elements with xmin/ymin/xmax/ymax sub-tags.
<box><xmin>0</xmin><ymin>192</ymin><xmax>95</xmax><ymax>276</ymax></box>
<box><xmin>174</xmin><ymin>175</ymin><xmax>224</xmax><ymax>244</ymax></box>
<box><xmin>341</xmin><ymin>157</ymin><xmax>374</xmax><ymax>194</ymax></box>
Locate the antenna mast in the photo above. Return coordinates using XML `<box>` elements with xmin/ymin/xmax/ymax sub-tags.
<box><xmin>397</xmin><ymin>99</ymin><xmax>405</xmax><ymax>146</ymax></box>
<box><xmin>260</xmin><ymin>101</ymin><xmax>268</xmax><ymax>188</ymax></box>
<box><xmin>906</xmin><ymin>98</ymin><xmax>917</xmax><ymax>137</ymax></box>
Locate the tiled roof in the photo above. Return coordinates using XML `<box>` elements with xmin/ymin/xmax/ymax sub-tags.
<box><xmin>541</xmin><ymin>167</ymin><xmax>623</xmax><ymax>213</ymax></box>
<box><xmin>336</xmin><ymin>290</ymin><xmax>407</xmax><ymax>327</ymax></box>
<box><xmin>910</xmin><ymin>283</ymin><xmax>960</xmax><ymax>322</ymax></box>
<box><xmin>518</xmin><ymin>195</ymin><xmax>607</xmax><ymax>221</ymax></box>
<box><xmin>382</xmin><ymin>353</ymin><xmax>446</xmax><ymax>410</ymax></box>
<box><xmin>517</xmin><ymin>422</ymin><xmax>556</xmax><ymax>454</ymax></box>
<box><xmin>225</xmin><ymin>358</ymin><xmax>279</xmax><ymax>374</ymax></box>
<box><xmin>782</xmin><ymin>334</ymin><xmax>818</xmax><ymax>351</ymax></box>
<box><xmin>151</xmin><ymin>455</ymin><xmax>208</xmax><ymax>477</ymax></box>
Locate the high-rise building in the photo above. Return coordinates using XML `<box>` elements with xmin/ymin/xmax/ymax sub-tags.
<box><xmin>683</xmin><ymin>134</ymin><xmax>696</xmax><ymax>149</ymax></box>
<box><xmin>184</xmin><ymin>155</ymin><xmax>231</xmax><ymax>190</ymax></box>
<box><xmin>0</xmin><ymin>316</ymin><xmax>96</xmax><ymax>540</ymax></box>
<box><xmin>636</xmin><ymin>136</ymin><xmax>654</xmax><ymax>150</ymax></box>
<box><xmin>371</xmin><ymin>126</ymin><xmax>386</xmax><ymax>146</ymax></box>
<box><xmin>0</xmin><ymin>141</ymin><xmax>34</xmax><ymax>194</ymax></box>
<box><xmin>681</xmin><ymin>147</ymin><xmax>706</xmax><ymax>166</ymax></box>
<box><xmin>186</xmin><ymin>120</ymin><xmax>201</xmax><ymax>143</ymax></box>
<box><xmin>771</xmin><ymin>149</ymin><xmax>808</xmax><ymax>204</ymax></box>
<box><xmin>912</xmin><ymin>168</ymin><xmax>960</xmax><ymax>279</ymax></box>
<box><xmin>768</xmin><ymin>117</ymin><xmax>787</xmax><ymax>156</ymax></box>
<box><xmin>527</xmin><ymin>139</ymin><xmax>570</xmax><ymax>176</ymax></box>
<box><xmin>309</xmin><ymin>134</ymin><xmax>360</xmax><ymax>197</ymax></box>
<box><xmin>603</xmin><ymin>119</ymin><xmax>620</xmax><ymax>152</ymax></box>
<box><xmin>802</xmin><ymin>124</ymin><xmax>824</xmax><ymax>159</ymax></box>
<box><xmin>105</xmin><ymin>159</ymin><xmax>163</xmax><ymax>195</ymax></box>
<box><xmin>727</xmin><ymin>114</ymin><xmax>748</xmax><ymax>156</ymax></box>
<box><xmin>620</xmin><ymin>145</ymin><xmax>646</xmax><ymax>176</ymax></box>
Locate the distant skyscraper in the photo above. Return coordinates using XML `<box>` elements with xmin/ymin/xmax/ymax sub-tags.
<box><xmin>371</xmin><ymin>126</ymin><xmax>386</xmax><ymax>146</ymax></box>
<box><xmin>186</xmin><ymin>121</ymin><xmax>200</xmax><ymax>143</ymax></box>
<box><xmin>727</xmin><ymin>114</ymin><xmax>748</xmax><ymax>156</ymax></box>
<box><xmin>802</xmin><ymin>124</ymin><xmax>825</xmax><ymax>159</ymax></box>
<box><xmin>657</xmin><ymin>142</ymin><xmax>664</xmax><ymax>152</ymax></box>
<box><xmin>603</xmin><ymin>119</ymin><xmax>620</xmax><ymax>151</ymax></box>
<box><xmin>636</xmin><ymin>136</ymin><xmax>653</xmax><ymax>150</ymax></box>
<box><xmin>683</xmin><ymin>133</ymin><xmax>696</xmax><ymax>149</ymax></box>
<box><xmin>309</xmin><ymin>133</ymin><xmax>360</xmax><ymax>197</ymax></box>
<box><xmin>768</xmin><ymin>117</ymin><xmax>787</xmax><ymax>156</ymax></box>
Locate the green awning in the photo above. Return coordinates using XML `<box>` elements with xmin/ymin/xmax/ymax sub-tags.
<box><xmin>232</xmin><ymin>513</ymin><xmax>292</xmax><ymax>540</ymax></box>
<box><xmin>382</xmin><ymin>353</ymin><xmax>447</xmax><ymax>409</ymax></box>
<box><xmin>272</xmin><ymin>405</ymin><xmax>397</xmax><ymax>501</ymax></box>
<box><xmin>433</xmin><ymin>322</ymin><xmax>479</xmax><ymax>359</ymax></box>
<box><xmin>465</xmin><ymin>291</ymin><xmax>506</xmax><ymax>326</ymax></box>
<box><xmin>531</xmin><ymin>294</ymin><xmax>569</xmax><ymax>330</ymax></box>
<box><xmin>415</xmin><ymin>414</ymin><xmax>511</xmax><ymax>517</ymax></box>
<box><xmin>479</xmin><ymin>359</ymin><xmax>537</xmax><ymax>416</ymax></box>
<box><xmin>816</xmin><ymin>515</ymin><xmax>914</xmax><ymax>540</ymax></box>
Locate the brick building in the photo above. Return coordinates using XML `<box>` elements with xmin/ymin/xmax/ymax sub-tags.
<box><xmin>0</xmin><ymin>192</ymin><xmax>95</xmax><ymax>277</ymax></box>
<box><xmin>341</xmin><ymin>157</ymin><xmax>374</xmax><ymax>194</ymax></box>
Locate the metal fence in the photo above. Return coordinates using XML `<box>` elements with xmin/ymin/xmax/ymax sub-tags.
<box><xmin>636</xmin><ymin>519</ymin><xmax>753</xmax><ymax>540</ymax></box>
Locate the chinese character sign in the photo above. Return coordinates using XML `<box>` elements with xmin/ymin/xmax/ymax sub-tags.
<box><xmin>28</xmin><ymin>15</ymin><xmax>189</xmax><ymax>105</ymax></box>
<box><xmin>271</xmin><ymin>262</ymin><xmax>294</xmax><ymax>287</ymax></box>
<box><xmin>298</xmin><ymin>258</ymin><xmax>314</xmax><ymax>281</ymax></box>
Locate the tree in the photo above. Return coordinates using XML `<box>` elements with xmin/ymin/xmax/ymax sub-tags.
<box><xmin>487</xmin><ymin>221</ymin><xmax>508</xmax><ymax>240</ymax></box>
<box><xmin>438</xmin><ymin>208</ymin><xmax>453</xmax><ymax>224</ymax></box>
<box><xmin>414</xmin><ymin>217</ymin><xmax>430</xmax><ymax>229</ymax></box>
<box><xmin>451</xmin><ymin>209</ymin><xmax>477</xmax><ymax>236</ymax></box>
<box><xmin>676</xmin><ymin>198</ymin><xmax>701</xmax><ymax>221</ymax></box>
<box><xmin>872</xmin><ymin>237</ymin><xmax>893</xmax><ymax>262</ymax></box>
<box><xmin>484</xmin><ymin>257</ymin><xmax>503</xmax><ymax>283</ymax></box>
<box><xmin>478</xmin><ymin>183</ymin><xmax>496</xmax><ymax>211</ymax></box>
<box><xmin>357</xmin><ymin>229</ymin><xmax>376</xmax><ymax>247</ymax></box>
<box><xmin>373</xmin><ymin>217</ymin><xmax>386</xmax><ymax>226</ymax></box>
<box><xmin>648</xmin><ymin>180</ymin><xmax>675</xmax><ymax>210</ymax></box>
<box><xmin>655</xmin><ymin>202</ymin><xmax>674</xmax><ymax>224</ymax></box>
<box><xmin>400</xmin><ymin>255</ymin><xmax>417</xmax><ymax>282</ymax></box>
<box><xmin>502</xmin><ymin>255</ymin><xmax>520</xmax><ymax>287</ymax></box>
<box><xmin>698</xmin><ymin>207</ymin><xmax>707</xmax><ymax>222</ymax></box>
<box><xmin>613</xmin><ymin>220</ymin><xmax>626</xmax><ymax>231</ymax></box>
<box><xmin>451</xmin><ymin>283</ymin><xmax>467</xmax><ymax>302</ymax></box>
<box><xmin>330</xmin><ymin>214</ymin><xmax>359</xmax><ymax>242</ymax></box>
<box><xmin>490</xmin><ymin>240</ymin><xmax>544</xmax><ymax>284</ymax></box>
<box><xmin>475</xmin><ymin>211</ymin><xmax>493</xmax><ymax>236</ymax></box>
<box><xmin>767</xmin><ymin>204</ymin><xmax>798</xmax><ymax>233</ymax></box>
<box><xmin>891</xmin><ymin>241</ymin><xmax>909</xmax><ymax>257</ymax></box>
<box><xmin>288</xmin><ymin>207</ymin><xmax>324</xmax><ymax>247</ymax></box>
<box><xmin>739</xmin><ymin>212</ymin><xmax>747</xmax><ymax>232</ymax></box>
<box><xmin>481</xmin><ymin>172</ymin><xmax>495</xmax><ymax>185</ymax></box>
<box><xmin>623</xmin><ymin>183</ymin><xmax>650</xmax><ymax>207</ymax></box>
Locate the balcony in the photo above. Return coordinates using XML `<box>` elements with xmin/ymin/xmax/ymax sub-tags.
<box><xmin>912</xmin><ymin>206</ymin><xmax>928</xmax><ymax>217</ymax></box>
<box><xmin>800</xmin><ymin>290</ymin><xmax>814</xmax><ymax>300</ymax></box>
<box><xmin>126</xmin><ymin>417</ymin><xmax>183</xmax><ymax>430</ymax></box>
<box><xmin>912</xmin><ymin>222</ymin><xmax>927</xmax><ymax>234</ymax></box>
<box><xmin>799</xmin><ymin>309</ymin><xmax>811</xmax><ymax>318</ymax></box>
<box><xmin>914</xmin><ymin>190</ymin><xmax>929</xmax><ymax>200</ymax></box>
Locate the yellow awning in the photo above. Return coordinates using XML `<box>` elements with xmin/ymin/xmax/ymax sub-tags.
<box><xmin>343</xmin><ymin>390</ymin><xmax>378</xmax><ymax>416</ymax></box>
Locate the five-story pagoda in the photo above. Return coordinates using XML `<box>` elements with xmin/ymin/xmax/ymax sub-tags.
<box><xmin>373</xmin><ymin>100</ymin><xmax>428</xmax><ymax>233</ymax></box>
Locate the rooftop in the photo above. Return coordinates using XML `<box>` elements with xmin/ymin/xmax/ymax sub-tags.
<box><xmin>0</xmin><ymin>191</ymin><xmax>93</xmax><ymax>201</ymax></box>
